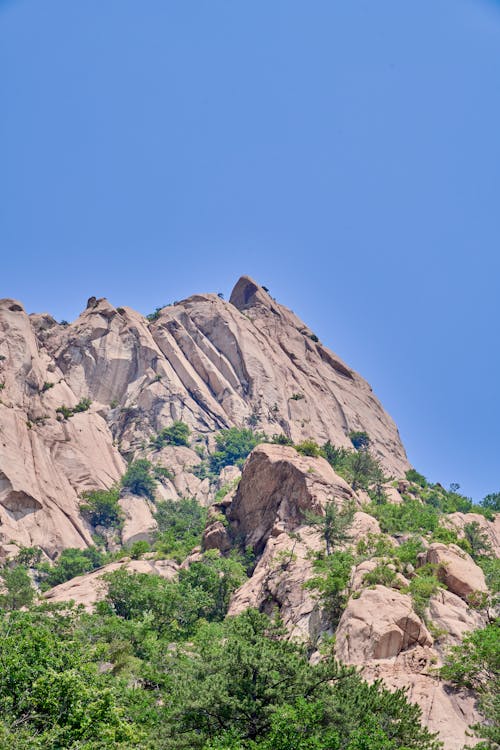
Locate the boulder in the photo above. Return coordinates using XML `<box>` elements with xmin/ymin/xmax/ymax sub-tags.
<box><xmin>424</xmin><ymin>543</ymin><xmax>487</xmax><ymax>600</ymax></box>
<box><xmin>335</xmin><ymin>586</ymin><xmax>432</xmax><ymax>663</ymax></box>
<box><xmin>227</xmin><ymin>443</ymin><xmax>357</xmax><ymax>554</ymax></box>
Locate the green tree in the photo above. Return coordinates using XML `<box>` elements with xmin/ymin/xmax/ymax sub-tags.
<box><xmin>441</xmin><ymin>622</ymin><xmax>499</xmax><ymax>749</ymax></box>
<box><xmin>153</xmin><ymin>497</ymin><xmax>207</xmax><ymax>561</ymax></box>
<box><xmin>151</xmin><ymin>421</ymin><xmax>191</xmax><ymax>449</ymax></box>
<box><xmin>305</xmin><ymin>500</ymin><xmax>355</xmax><ymax>556</ymax></box>
<box><xmin>210</xmin><ymin>428</ymin><xmax>264</xmax><ymax>473</ymax></box>
<box><xmin>481</xmin><ymin>492</ymin><xmax>500</xmax><ymax>512</ymax></box>
<box><xmin>0</xmin><ymin>565</ymin><xmax>34</xmax><ymax>610</ymax></box>
<box><xmin>121</xmin><ymin>459</ymin><xmax>156</xmax><ymax>500</ymax></box>
<box><xmin>80</xmin><ymin>486</ymin><xmax>123</xmax><ymax>529</ymax></box>
<box><xmin>166</xmin><ymin>609</ymin><xmax>440</xmax><ymax>750</ymax></box>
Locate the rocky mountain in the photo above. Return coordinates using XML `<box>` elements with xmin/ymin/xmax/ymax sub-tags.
<box><xmin>0</xmin><ymin>275</ymin><xmax>407</xmax><ymax>556</ymax></box>
<box><xmin>0</xmin><ymin>276</ymin><xmax>497</xmax><ymax>750</ymax></box>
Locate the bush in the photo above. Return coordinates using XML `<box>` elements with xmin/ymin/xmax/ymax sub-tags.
<box><xmin>405</xmin><ymin>469</ymin><xmax>428</xmax><ymax>487</ymax></box>
<box><xmin>79</xmin><ymin>486</ymin><xmax>123</xmax><ymax>529</ymax></box>
<box><xmin>348</xmin><ymin>431</ymin><xmax>370</xmax><ymax>451</ymax></box>
<box><xmin>38</xmin><ymin>546</ymin><xmax>107</xmax><ymax>588</ymax></box>
<box><xmin>363</xmin><ymin>563</ymin><xmax>397</xmax><ymax>588</ymax></box>
<box><xmin>441</xmin><ymin>622</ymin><xmax>499</xmax><ymax>749</ymax></box>
<box><xmin>209</xmin><ymin>428</ymin><xmax>264</xmax><ymax>473</ymax></box>
<box><xmin>295</xmin><ymin>439</ymin><xmax>321</xmax><ymax>457</ymax></box>
<box><xmin>305</xmin><ymin>551</ymin><xmax>355</xmax><ymax>627</ymax></box>
<box><xmin>150</xmin><ymin>421</ymin><xmax>191</xmax><ymax>449</ymax></box>
<box><xmin>407</xmin><ymin>564</ymin><xmax>442</xmax><ymax>618</ymax></box>
<box><xmin>367</xmin><ymin>499</ymin><xmax>440</xmax><ymax>535</ymax></box>
<box><xmin>56</xmin><ymin>398</ymin><xmax>91</xmax><ymax>419</ymax></box>
<box><xmin>153</xmin><ymin>497</ymin><xmax>207</xmax><ymax>561</ymax></box>
<box><xmin>0</xmin><ymin>565</ymin><xmax>34</xmax><ymax>609</ymax></box>
<box><xmin>121</xmin><ymin>459</ymin><xmax>156</xmax><ymax>500</ymax></box>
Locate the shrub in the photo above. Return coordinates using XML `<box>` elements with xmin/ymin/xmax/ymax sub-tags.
<box><xmin>128</xmin><ymin>540</ymin><xmax>150</xmax><ymax>559</ymax></box>
<box><xmin>209</xmin><ymin>428</ymin><xmax>264</xmax><ymax>473</ymax></box>
<box><xmin>290</xmin><ymin>393</ymin><xmax>304</xmax><ymax>401</ymax></box>
<box><xmin>0</xmin><ymin>565</ymin><xmax>34</xmax><ymax>609</ymax></box>
<box><xmin>151</xmin><ymin>421</ymin><xmax>190</xmax><ymax>449</ymax></box>
<box><xmin>305</xmin><ymin>551</ymin><xmax>355</xmax><ymax>627</ymax></box>
<box><xmin>41</xmin><ymin>381</ymin><xmax>54</xmax><ymax>392</ymax></box>
<box><xmin>153</xmin><ymin>497</ymin><xmax>207</xmax><ymax>561</ymax></box>
<box><xmin>38</xmin><ymin>546</ymin><xmax>107</xmax><ymax>588</ymax></box>
<box><xmin>121</xmin><ymin>459</ymin><xmax>156</xmax><ymax>500</ymax></box>
<box><xmin>441</xmin><ymin>622</ymin><xmax>499</xmax><ymax>749</ymax></box>
<box><xmin>270</xmin><ymin>433</ymin><xmax>294</xmax><ymax>446</ymax></box>
<box><xmin>56</xmin><ymin>398</ymin><xmax>91</xmax><ymax>419</ymax></box>
<box><xmin>405</xmin><ymin>468</ymin><xmax>428</xmax><ymax>487</ymax></box>
<box><xmin>363</xmin><ymin>563</ymin><xmax>397</xmax><ymax>588</ymax></box>
<box><xmin>146</xmin><ymin>306</ymin><xmax>166</xmax><ymax>322</ymax></box>
<box><xmin>407</xmin><ymin>564</ymin><xmax>442</xmax><ymax>619</ymax></box>
<box><xmin>348</xmin><ymin>431</ymin><xmax>370</xmax><ymax>451</ymax></box>
<box><xmin>295</xmin><ymin>439</ymin><xmax>321</xmax><ymax>457</ymax></box>
<box><xmin>305</xmin><ymin>500</ymin><xmax>355</xmax><ymax>556</ymax></box>
<box><xmin>367</xmin><ymin>499</ymin><xmax>440</xmax><ymax>535</ymax></box>
<box><xmin>80</xmin><ymin>486</ymin><xmax>123</xmax><ymax>529</ymax></box>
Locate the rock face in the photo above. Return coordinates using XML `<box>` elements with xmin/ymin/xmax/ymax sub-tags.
<box><xmin>0</xmin><ymin>277</ymin><xmax>408</xmax><ymax>555</ymax></box>
<box><xmin>335</xmin><ymin>586</ymin><xmax>432</xmax><ymax>663</ymax></box>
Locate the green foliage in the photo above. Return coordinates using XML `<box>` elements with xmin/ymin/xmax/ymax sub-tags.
<box><xmin>295</xmin><ymin>439</ymin><xmax>321</xmax><ymax>457</ymax></box>
<box><xmin>15</xmin><ymin>546</ymin><xmax>43</xmax><ymax>566</ymax></box>
<box><xmin>348</xmin><ymin>431</ymin><xmax>370</xmax><ymax>451</ymax></box>
<box><xmin>153</xmin><ymin>464</ymin><xmax>174</xmax><ymax>481</ymax></box>
<box><xmin>209</xmin><ymin>428</ymin><xmax>264</xmax><ymax>473</ymax></box>
<box><xmin>290</xmin><ymin>393</ymin><xmax>304</xmax><ymax>401</ymax></box>
<box><xmin>463</xmin><ymin>521</ymin><xmax>492</xmax><ymax>560</ymax></box>
<box><xmin>146</xmin><ymin>305</ymin><xmax>166</xmax><ymax>322</ymax></box>
<box><xmin>0</xmin><ymin>607</ymin><xmax>140</xmax><ymax>747</ymax></box>
<box><xmin>128</xmin><ymin>540</ymin><xmax>151</xmax><ymax>559</ymax></box>
<box><xmin>367</xmin><ymin>500</ymin><xmax>440</xmax><ymax>535</ymax></box>
<box><xmin>56</xmin><ymin>398</ymin><xmax>92</xmax><ymax>419</ymax></box>
<box><xmin>121</xmin><ymin>459</ymin><xmax>156</xmax><ymax>500</ymax></box>
<box><xmin>80</xmin><ymin>486</ymin><xmax>123</xmax><ymax>529</ymax></box>
<box><xmin>441</xmin><ymin>622</ymin><xmax>499</xmax><ymax>749</ymax></box>
<box><xmin>305</xmin><ymin>551</ymin><xmax>355</xmax><ymax>627</ymax></box>
<box><xmin>356</xmin><ymin>533</ymin><xmax>395</xmax><ymax>560</ymax></box>
<box><xmin>151</xmin><ymin>421</ymin><xmax>191</xmax><ymax>449</ymax></box>
<box><xmin>270</xmin><ymin>433</ymin><xmax>294</xmax><ymax>446</ymax></box>
<box><xmin>305</xmin><ymin>500</ymin><xmax>355</xmax><ymax>556</ymax></box>
<box><xmin>166</xmin><ymin>609</ymin><xmax>440</xmax><ymax>749</ymax></box>
<box><xmin>406</xmin><ymin>564</ymin><xmax>442</xmax><ymax>619</ymax></box>
<box><xmin>153</xmin><ymin>497</ymin><xmax>207</xmax><ymax>561</ymax></box>
<box><xmin>38</xmin><ymin>546</ymin><xmax>107</xmax><ymax>589</ymax></box>
<box><xmin>363</xmin><ymin>563</ymin><xmax>397</xmax><ymax>588</ymax></box>
<box><xmin>481</xmin><ymin>492</ymin><xmax>500</xmax><ymax>512</ymax></box>
<box><xmin>41</xmin><ymin>381</ymin><xmax>54</xmax><ymax>392</ymax></box>
<box><xmin>393</xmin><ymin>536</ymin><xmax>426</xmax><ymax>567</ymax></box>
<box><xmin>405</xmin><ymin>469</ymin><xmax>428</xmax><ymax>487</ymax></box>
<box><xmin>0</xmin><ymin>565</ymin><xmax>34</xmax><ymax>609</ymax></box>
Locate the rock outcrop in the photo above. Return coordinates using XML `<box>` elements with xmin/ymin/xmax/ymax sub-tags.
<box><xmin>335</xmin><ymin>586</ymin><xmax>432</xmax><ymax>663</ymax></box>
<box><xmin>0</xmin><ymin>276</ymin><xmax>408</xmax><ymax>555</ymax></box>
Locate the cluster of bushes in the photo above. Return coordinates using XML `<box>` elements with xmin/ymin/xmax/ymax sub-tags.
<box><xmin>209</xmin><ymin>427</ymin><xmax>265</xmax><ymax>473</ymax></box>
<box><xmin>56</xmin><ymin>397</ymin><xmax>92</xmax><ymax>419</ymax></box>
<box><xmin>150</xmin><ymin>420</ymin><xmax>191</xmax><ymax>450</ymax></box>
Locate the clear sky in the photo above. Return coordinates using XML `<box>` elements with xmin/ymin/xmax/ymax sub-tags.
<box><xmin>1</xmin><ymin>0</ymin><xmax>499</xmax><ymax>501</ymax></box>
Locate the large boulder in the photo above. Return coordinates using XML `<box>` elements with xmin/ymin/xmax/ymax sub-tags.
<box><xmin>227</xmin><ymin>443</ymin><xmax>357</xmax><ymax>554</ymax></box>
<box><xmin>335</xmin><ymin>586</ymin><xmax>432</xmax><ymax>663</ymax></box>
<box><xmin>423</xmin><ymin>542</ymin><xmax>487</xmax><ymax>600</ymax></box>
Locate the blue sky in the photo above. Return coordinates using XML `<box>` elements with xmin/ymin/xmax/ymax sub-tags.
<box><xmin>1</xmin><ymin>0</ymin><xmax>499</xmax><ymax>501</ymax></box>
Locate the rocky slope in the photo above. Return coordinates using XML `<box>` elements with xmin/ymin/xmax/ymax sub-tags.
<box><xmin>0</xmin><ymin>275</ymin><xmax>408</xmax><ymax>557</ymax></box>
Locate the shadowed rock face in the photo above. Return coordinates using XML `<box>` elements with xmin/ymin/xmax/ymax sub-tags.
<box><xmin>0</xmin><ymin>276</ymin><xmax>408</xmax><ymax>555</ymax></box>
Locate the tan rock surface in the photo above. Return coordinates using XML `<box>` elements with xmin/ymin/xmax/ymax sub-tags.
<box><xmin>424</xmin><ymin>542</ymin><xmax>487</xmax><ymax>599</ymax></box>
<box><xmin>335</xmin><ymin>586</ymin><xmax>432</xmax><ymax>663</ymax></box>
<box><xmin>0</xmin><ymin>276</ymin><xmax>408</xmax><ymax>554</ymax></box>
<box><xmin>229</xmin><ymin>526</ymin><xmax>325</xmax><ymax>641</ymax></box>
<box><xmin>227</xmin><ymin>443</ymin><xmax>357</xmax><ymax>553</ymax></box>
<box><xmin>362</xmin><ymin>650</ymin><xmax>483</xmax><ymax>750</ymax></box>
